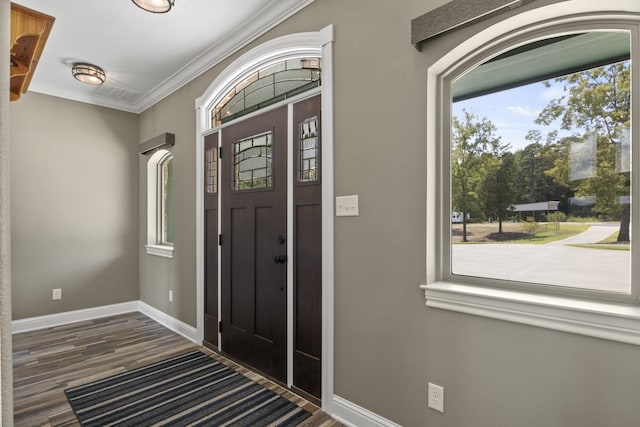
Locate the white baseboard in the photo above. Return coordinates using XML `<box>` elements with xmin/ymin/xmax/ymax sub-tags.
<box><xmin>11</xmin><ymin>301</ymin><xmax>139</xmax><ymax>334</ymax></box>
<box><xmin>12</xmin><ymin>303</ymin><xmax>397</xmax><ymax>427</ymax></box>
<box><xmin>137</xmin><ymin>301</ymin><xmax>198</xmax><ymax>343</ymax></box>
<box><xmin>11</xmin><ymin>301</ymin><xmax>198</xmax><ymax>345</ymax></box>
<box><xmin>331</xmin><ymin>395</ymin><xmax>402</xmax><ymax>427</ymax></box>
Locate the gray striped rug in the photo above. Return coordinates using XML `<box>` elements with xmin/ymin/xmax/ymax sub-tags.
<box><xmin>64</xmin><ymin>350</ymin><xmax>311</xmax><ymax>426</ymax></box>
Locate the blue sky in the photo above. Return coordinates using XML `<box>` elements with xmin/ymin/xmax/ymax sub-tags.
<box><xmin>452</xmin><ymin>79</ymin><xmax>567</xmax><ymax>152</ymax></box>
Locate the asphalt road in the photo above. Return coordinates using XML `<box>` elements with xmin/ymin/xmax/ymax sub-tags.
<box><xmin>451</xmin><ymin>224</ymin><xmax>630</xmax><ymax>293</ymax></box>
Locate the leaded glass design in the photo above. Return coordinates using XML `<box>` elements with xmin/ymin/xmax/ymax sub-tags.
<box><xmin>299</xmin><ymin>116</ymin><xmax>318</xmax><ymax>182</ymax></box>
<box><xmin>212</xmin><ymin>57</ymin><xmax>321</xmax><ymax>127</ymax></box>
<box><xmin>206</xmin><ymin>147</ymin><xmax>218</xmax><ymax>194</ymax></box>
<box><xmin>234</xmin><ymin>132</ymin><xmax>272</xmax><ymax>190</ymax></box>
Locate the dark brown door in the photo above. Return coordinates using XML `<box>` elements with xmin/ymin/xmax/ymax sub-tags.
<box><xmin>293</xmin><ymin>95</ymin><xmax>322</xmax><ymax>399</ymax></box>
<box><xmin>221</xmin><ymin>106</ymin><xmax>288</xmax><ymax>382</ymax></box>
<box><xmin>204</xmin><ymin>133</ymin><xmax>219</xmax><ymax>347</ymax></box>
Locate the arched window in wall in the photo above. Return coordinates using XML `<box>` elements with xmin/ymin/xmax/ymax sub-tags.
<box><xmin>146</xmin><ymin>149</ymin><xmax>174</xmax><ymax>258</ymax></box>
<box><xmin>447</xmin><ymin>30</ymin><xmax>632</xmax><ymax>295</ymax></box>
<box><xmin>211</xmin><ymin>57</ymin><xmax>320</xmax><ymax>127</ymax></box>
<box><xmin>423</xmin><ymin>4</ymin><xmax>640</xmax><ymax>345</ymax></box>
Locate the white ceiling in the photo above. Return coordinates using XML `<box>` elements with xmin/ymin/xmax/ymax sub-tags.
<box><xmin>16</xmin><ymin>0</ymin><xmax>313</xmax><ymax>113</ymax></box>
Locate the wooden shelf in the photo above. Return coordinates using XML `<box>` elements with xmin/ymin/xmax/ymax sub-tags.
<box><xmin>10</xmin><ymin>3</ymin><xmax>55</xmax><ymax>101</ymax></box>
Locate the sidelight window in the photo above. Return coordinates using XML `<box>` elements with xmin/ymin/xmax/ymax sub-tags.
<box><xmin>205</xmin><ymin>147</ymin><xmax>218</xmax><ymax>194</ymax></box>
<box><xmin>299</xmin><ymin>116</ymin><xmax>319</xmax><ymax>182</ymax></box>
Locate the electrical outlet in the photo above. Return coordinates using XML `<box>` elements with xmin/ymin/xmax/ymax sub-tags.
<box><xmin>52</xmin><ymin>288</ymin><xmax>62</xmax><ymax>300</ymax></box>
<box><xmin>169</xmin><ymin>290</ymin><xmax>173</xmax><ymax>302</ymax></box>
<box><xmin>428</xmin><ymin>382</ymin><xmax>444</xmax><ymax>413</ymax></box>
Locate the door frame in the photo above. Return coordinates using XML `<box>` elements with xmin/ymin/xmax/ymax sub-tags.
<box><xmin>195</xmin><ymin>26</ymin><xmax>335</xmax><ymax>409</ymax></box>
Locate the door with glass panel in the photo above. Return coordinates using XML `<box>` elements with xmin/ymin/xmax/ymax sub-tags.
<box><xmin>215</xmin><ymin>96</ymin><xmax>323</xmax><ymax>397</ymax></box>
<box><xmin>221</xmin><ymin>106</ymin><xmax>288</xmax><ymax>383</ymax></box>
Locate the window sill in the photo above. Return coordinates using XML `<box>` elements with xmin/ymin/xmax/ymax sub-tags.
<box><xmin>421</xmin><ymin>281</ymin><xmax>640</xmax><ymax>345</ymax></box>
<box><xmin>146</xmin><ymin>244</ymin><xmax>174</xmax><ymax>259</ymax></box>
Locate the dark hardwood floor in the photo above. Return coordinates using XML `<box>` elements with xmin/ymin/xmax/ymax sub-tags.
<box><xmin>13</xmin><ymin>312</ymin><xmax>341</xmax><ymax>427</ymax></box>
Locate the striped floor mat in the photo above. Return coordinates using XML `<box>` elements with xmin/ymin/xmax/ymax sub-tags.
<box><xmin>64</xmin><ymin>350</ymin><xmax>311</xmax><ymax>427</ymax></box>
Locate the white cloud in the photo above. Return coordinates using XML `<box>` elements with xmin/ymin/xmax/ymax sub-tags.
<box><xmin>506</xmin><ymin>105</ymin><xmax>540</xmax><ymax>117</ymax></box>
<box><xmin>540</xmin><ymin>84</ymin><xmax>564</xmax><ymax>101</ymax></box>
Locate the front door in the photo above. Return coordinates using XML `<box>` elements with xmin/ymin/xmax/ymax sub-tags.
<box><xmin>220</xmin><ymin>106</ymin><xmax>288</xmax><ymax>383</ymax></box>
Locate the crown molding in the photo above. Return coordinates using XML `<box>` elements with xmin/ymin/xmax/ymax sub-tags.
<box><xmin>27</xmin><ymin>85</ymin><xmax>143</xmax><ymax>113</ymax></box>
<box><xmin>133</xmin><ymin>0</ymin><xmax>316</xmax><ymax>113</ymax></box>
<box><xmin>30</xmin><ymin>0</ymin><xmax>315</xmax><ymax>114</ymax></box>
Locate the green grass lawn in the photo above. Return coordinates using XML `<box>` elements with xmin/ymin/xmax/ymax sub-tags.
<box><xmin>454</xmin><ymin>223</ymin><xmax>589</xmax><ymax>244</ymax></box>
<box><xmin>516</xmin><ymin>224</ymin><xmax>590</xmax><ymax>244</ymax></box>
<box><xmin>568</xmin><ymin>231</ymin><xmax>630</xmax><ymax>251</ymax></box>
<box><xmin>599</xmin><ymin>231</ymin><xmax>622</xmax><ymax>244</ymax></box>
<box><xmin>569</xmin><ymin>244</ymin><xmax>630</xmax><ymax>251</ymax></box>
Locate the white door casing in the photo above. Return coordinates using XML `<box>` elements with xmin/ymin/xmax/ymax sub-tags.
<box><xmin>195</xmin><ymin>25</ymin><xmax>335</xmax><ymax>408</ymax></box>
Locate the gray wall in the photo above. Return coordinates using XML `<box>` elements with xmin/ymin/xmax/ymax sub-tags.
<box><xmin>138</xmin><ymin>85</ymin><xmax>203</xmax><ymax>325</ymax></box>
<box><xmin>3</xmin><ymin>0</ymin><xmax>638</xmax><ymax>425</ymax></box>
<box><xmin>140</xmin><ymin>0</ymin><xmax>639</xmax><ymax>426</ymax></box>
<box><xmin>10</xmin><ymin>93</ymin><xmax>139</xmax><ymax>319</ymax></box>
<box><xmin>10</xmin><ymin>2</ymin><xmax>637</xmax><ymax>425</ymax></box>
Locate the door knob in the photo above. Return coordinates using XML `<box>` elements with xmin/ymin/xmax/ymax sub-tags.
<box><xmin>273</xmin><ymin>255</ymin><xmax>287</xmax><ymax>264</ymax></box>
<box><xmin>277</xmin><ymin>235</ymin><xmax>286</xmax><ymax>245</ymax></box>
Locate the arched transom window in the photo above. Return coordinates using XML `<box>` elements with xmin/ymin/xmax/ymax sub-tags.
<box><xmin>211</xmin><ymin>57</ymin><xmax>320</xmax><ymax>127</ymax></box>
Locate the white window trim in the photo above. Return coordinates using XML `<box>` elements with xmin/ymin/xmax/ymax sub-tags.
<box><xmin>146</xmin><ymin>149</ymin><xmax>174</xmax><ymax>258</ymax></box>
<box><xmin>145</xmin><ymin>244</ymin><xmax>174</xmax><ymax>258</ymax></box>
<box><xmin>424</xmin><ymin>1</ymin><xmax>640</xmax><ymax>345</ymax></box>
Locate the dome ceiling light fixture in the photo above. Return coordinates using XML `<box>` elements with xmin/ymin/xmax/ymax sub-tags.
<box><xmin>132</xmin><ymin>0</ymin><xmax>175</xmax><ymax>13</ymax></box>
<box><xmin>71</xmin><ymin>63</ymin><xmax>106</xmax><ymax>85</ymax></box>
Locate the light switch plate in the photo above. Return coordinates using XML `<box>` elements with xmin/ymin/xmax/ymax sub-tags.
<box><xmin>336</xmin><ymin>195</ymin><xmax>359</xmax><ymax>217</ymax></box>
<box><xmin>52</xmin><ymin>288</ymin><xmax>62</xmax><ymax>300</ymax></box>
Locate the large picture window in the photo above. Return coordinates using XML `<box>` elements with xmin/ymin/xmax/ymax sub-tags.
<box><xmin>449</xmin><ymin>31</ymin><xmax>632</xmax><ymax>297</ymax></box>
<box><xmin>424</xmin><ymin>11</ymin><xmax>640</xmax><ymax>345</ymax></box>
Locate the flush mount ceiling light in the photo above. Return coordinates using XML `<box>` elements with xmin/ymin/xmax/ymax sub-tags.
<box><xmin>132</xmin><ymin>0</ymin><xmax>175</xmax><ymax>13</ymax></box>
<box><xmin>71</xmin><ymin>63</ymin><xmax>106</xmax><ymax>85</ymax></box>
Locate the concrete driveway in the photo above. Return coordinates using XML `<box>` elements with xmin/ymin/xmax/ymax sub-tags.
<box><xmin>451</xmin><ymin>224</ymin><xmax>630</xmax><ymax>293</ymax></box>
